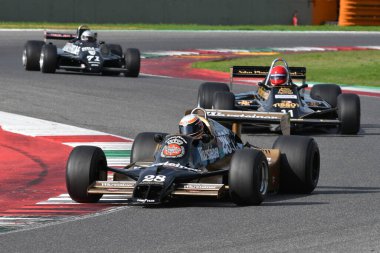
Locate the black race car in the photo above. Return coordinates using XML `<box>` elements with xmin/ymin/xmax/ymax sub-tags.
<box><xmin>22</xmin><ymin>25</ymin><xmax>140</xmax><ymax>77</ymax></box>
<box><xmin>197</xmin><ymin>58</ymin><xmax>361</xmax><ymax>134</ymax></box>
<box><xmin>66</xmin><ymin>108</ymin><xmax>320</xmax><ymax>206</ymax></box>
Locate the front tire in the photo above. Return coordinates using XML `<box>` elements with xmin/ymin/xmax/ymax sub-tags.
<box><xmin>310</xmin><ymin>84</ymin><xmax>342</xmax><ymax>108</ymax></box>
<box><xmin>273</xmin><ymin>136</ymin><xmax>320</xmax><ymax>193</ymax></box>
<box><xmin>213</xmin><ymin>91</ymin><xmax>235</xmax><ymax>110</ymax></box>
<box><xmin>229</xmin><ymin>149</ymin><xmax>269</xmax><ymax>205</ymax></box>
<box><xmin>337</xmin><ymin>93</ymin><xmax>361</xmax><ymax>134</ymax></box>
<box><xmin>124</xmin><ymin>48</ymin><xmax>140</xmax><ymax>77</ymax></box>
<box><xmin>197</xmin><ymin>82</ymin><xmax>230</xmax><ymax>109</ymax></box>
<box><xmin>66</xmin><ymin>146</ymin><xmax>107</xmax><ymax>203</ymax></box>
<box><xmin>23</xmin><ymin>40</ymin><xmax>45</xmax><ymax>71</ymax></box>
<box><xmin>131</xmin><ymin>132</ymin><xmax>168</xmax><ymax>163</ymax></box>
<box><xmin>40</xmin><ymin>44</ymin><xmax>57</xmax><ymax>73</ymax></box>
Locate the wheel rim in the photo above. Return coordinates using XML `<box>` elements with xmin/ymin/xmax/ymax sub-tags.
<box><xmin>259</xmin><ymin>160</ymin><xmax>269</xmax><ymax>195</ymax></box>
<box><xmin>39</xmin><ymin>52</ymin><xmax>44</xmax><ymax>69</ymax></box>
<box><xmin>22</xmin><ymin>49</ymin><xmax>27</xmax><ymax>67</ymax></box>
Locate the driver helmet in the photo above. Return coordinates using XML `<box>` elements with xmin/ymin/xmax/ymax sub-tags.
<box><xmin>270</xmin><ymin>66</ymin><xmax>288</xmax><ymax>86</ymax></box>
<box><xmin>179</xmin><ymin>114</ymin><xmax>204</xmax><ymax>139</ymax></box>
<box><xmin>81</xmin><ymin>30</ymin><xmax>96</xmax><ymax>42</ymax></box>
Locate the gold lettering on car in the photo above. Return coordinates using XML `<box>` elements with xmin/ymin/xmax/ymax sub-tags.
<box><xmin>273</xmin><ymin>101</ymin><xmax>299</xmax><ymax>108</ymax></box>
<box><xmin>277</xmin><ymin>88</ymin><xmax>293</xmax><ymax>95</ymax></box>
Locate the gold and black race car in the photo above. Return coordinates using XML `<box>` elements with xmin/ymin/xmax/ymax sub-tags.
<box><xmin>197</xmin><ymin>58</ymin><xmax>361</xmax><ymax>134</ymax></box>
<box><xmin>66</xmin><ymin>108</ymin><xmax>320</xmax><ymax>206</ymax></box>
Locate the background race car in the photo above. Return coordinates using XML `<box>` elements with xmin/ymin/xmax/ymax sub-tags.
<box><xmin>66</xmin><ymin>108</ymin><xmax>320</xmax><ymax>206</ymax></box>
<box><xmin>197</xmin><ymin>58</ymin><xmax>361</xmax><ymax>134</ymax></box>
<box><xmin>22</xmin><ymin>25</ymin><xmax>140</xmax><ymax>77</ymax></box>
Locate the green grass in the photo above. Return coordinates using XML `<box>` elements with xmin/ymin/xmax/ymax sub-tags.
<box><xmin>192</xmin><ymin>50</ymin><xmax>380</xmax><ymax>86</ymax></box>
<box><xmin>1</xmin><ymin>22</ymin><xmax>380</xmax><ymax>31</ymax></box>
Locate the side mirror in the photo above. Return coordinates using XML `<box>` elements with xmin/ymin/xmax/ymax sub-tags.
<box><xmin>201</xmin><ymin>134</ymin><xmax>211</xmax><ymax>143</ymax></box>
<box><xmin>154</xmin><ymin>134</ymin><xmax>164</xmax><ymax>143</ymax></box>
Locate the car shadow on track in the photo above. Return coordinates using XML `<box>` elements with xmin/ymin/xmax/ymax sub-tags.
<box><xmin>147</xmin><ymin>185</ymin><xmax>380</xmax><ymax>208</ymax></box>
<box><xmin>147</xmin><ymin>194</ymin><xmax>329</xmax><ymax>209</ymax></box>
<box><xmin>313</xmin><ymin>185</ymin><xmax>380</xmax><ymax>195</ymax></box>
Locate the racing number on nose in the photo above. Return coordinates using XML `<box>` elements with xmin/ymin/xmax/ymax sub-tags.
<box><xmin>142</xmin><ymin>175</ymin><xmax>166</xmax><ymax>182</ymax></box>
<box><xmin>87</xmin><ymin>56</ymin><xmax>100</xmax><ymax>62</ymax></box>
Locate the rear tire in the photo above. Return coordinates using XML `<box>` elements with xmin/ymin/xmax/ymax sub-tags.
<box><xmin>273</xmin><ymin>136</ymin><xmax>320</xmax><ymax>193</ymax></box>
<box><xmin>124</xmin><ymin>48</ymin><xmax>140</xmax><ymax>77</ymax></box>
<box><xmin>197</xmin><ymin>82</ymin><xmax>230</xmax><ymax>109</ymax></box>
<box><xmin>213</xmin><ymin>91</ymin><xmax>235</xmax><ymax>110</ymax></box>
<box><xmin>229</xmin><ymin>149</ymin><xmax>269</xmax><ymax>205</ymax></box>
<box><xmin>310</xmin><ymin>84</ymin><xmax>341</xmax><ymax>108</ymax></box>
<box><xmin>22</xmin><ymin>40</ymin><xmax>45</xmax><ymax>71</ymax></box>
<box><xmin>337</xmin><ymin>93</ymin><xmax>361</xmax><ymax>134</ymax></box>
<box><xmin>66</xmin><ymin>146</ymin><xmax>107</xmax><ymax>203</ymax></box>
<box><xmin>40</xmin><ymin>44</ymin><xmax>57</xmax><ymax>73</ymax></box>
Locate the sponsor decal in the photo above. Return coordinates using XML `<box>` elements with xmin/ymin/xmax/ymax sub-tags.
<box><xmin>277</xmin><ymin>88</ymin><xmax>294</xmax><ymax>95</ymax></box>
<box><xmin>237</xmin><ymin>70</ymin><xmax>267</xmax><ymax>75</ymax></box>
<box><xmin>161</xmin><ymin>143</ymin><xmax>185</xmax><ymax>158</ymax></box>
<box><xmin>151</xmin><ymin>161</ymin><xmax>201</xmax><ymax>172</ymax></box>
<box><xmin>136</xmin><ymin>198</ymin><xmax>156</xmax><ymax>203</ymax></box>
<box><xmin>258</xmin><ymin>87</ymin><xmax>269</xmax><ymax>100</ymax></box>
<box><xmin>273</xmin><ymin>101</ymin><xmax>299</xmax><ymax>109</ymax></box>
<box><xmin>207</xmin><ymin>111</ymin><xmax>280</xmax><ymax>120</ymax></box>
<box><xmin>100</xmin><ymin>182</ymin><xmax>133</xmax><ymax>187</ymax></box>
<box><xmin>198</xmin><ymin>147</ymin><xmax>219</xmax><ymax>161</ymax></box>
<box><xmin>307</xmin><ymin>101</ymin><xmax>323</xmax><ymax>107</ymax></box>
<box><xmin>184</xmin><ymin>184</ymin><xmax>219</xmax><ymax>190</ymax></box>
<box><xmin>274</xmin><ymin>94</ymin><xmax>298</xmax><ymax>99</ymax></box>
<box><xmin>166</xmin><ymin>136</ymin><xmax>187</xmax><ymax>145</ymax></box>
<box><xmin>81</xmin><ymin>47</ymin><xmax>97</xmax><ymax>55</ymax></box>
<box><xmin>237</xmin><ymin>100</ymin><xmax>253</xmax><ymax>106</ymax></box>
<box><xmin>63</xmin><ymin>43</ymin><xmax>80</xmax><ymax>55</ymax></box>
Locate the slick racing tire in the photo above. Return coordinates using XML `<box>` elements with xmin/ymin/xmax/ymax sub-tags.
<box><xmin>229</xmin><ymin>149</ymin><xmax>269</xmax><ymax>206</ymax></box>
<box><xmin>197</xmin><ymin>82</ymin><xmax>230</xmax><ymax>109</ymax></box>
<box><xmin>310</xmin><ymin>84</ymin><xmax>342</xmax><ymax>108</ymax></box>
<box><xmin>40</xmin><ymin>44</ymin><xmax>57</xmax><ymax>73</ymax></box>
<box><xmin>124</xmin><ymin>48</ymin><xmax>141</xmax><ymax>77</ymax></box>
<box><xmin>101</xmin><ymin>44</ymin><xmax>122</xmax><ymax>76</ymax></box>
<box><xmin>107</xmin><ymin>44</ymin><xmax>123</xmax><ymax>57</ymax></box>
<box><xmin>337</xmin><ymin>93</ymin><xmax>361</xmax><ymax>134</ymax></box>
<box><xmin>273</xmin><ymin>136</ymin><xmax>320</xmax><ymax>194</ymax></box>
<box><xmin>213</xmin><ymin>91</ymin><xmax>235</xmax><ymax>110</ymax></box>
<box><xmin>66</xmin><ymin>146</ymin><xmax>107</xmax><ymax>203</ymax></box>
<box><xmin>131</xmin><ymin>132</ymin><xmax>168</xmax><ymax>163</ymax></box>
<box><xmin>22</xmin><ymin>40</ymin><xmax>45</xmax><ymax>71</ymax></box>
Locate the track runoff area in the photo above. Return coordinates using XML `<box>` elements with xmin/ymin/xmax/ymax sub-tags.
<box><xmin>0</xmin><ymin>45</ymin><xmax>379</xmax><ymax>233</ymax></box>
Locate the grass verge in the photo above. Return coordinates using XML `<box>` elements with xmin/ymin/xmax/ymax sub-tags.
<box><xmin>1</xmin><ymin>22</ymin><xmax>380</xmax><ymax>31</ymax></box>
<box><xmin>192</xmin><ymin>50</ymin><xmax>380</xmax><ymax>87</ymax></box>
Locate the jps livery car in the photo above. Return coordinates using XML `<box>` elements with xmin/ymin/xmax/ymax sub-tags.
<box><xmin>197</xmin><ymin>58</ymin><xmax>360</xmax><ymax>134</ymax></box>
<box><xmin>66</xmin><ymin>108</ymin><xmax>320</xmax><ymax>206</ymax></box>
<box><xmin>22</xmin><ymin>25</ymin><xmax>140</xmax><ymax>77</ymax></box>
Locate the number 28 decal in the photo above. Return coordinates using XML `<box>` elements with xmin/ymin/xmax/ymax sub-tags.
<box><xmin>142</xmin><ymin>175</ymin><xmax>166</xmax><ymax>182</ymax></box>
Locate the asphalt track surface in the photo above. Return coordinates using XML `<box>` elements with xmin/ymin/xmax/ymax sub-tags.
<box><xmin>0</xmin><ymin>31</ymin><xmax>380</xmax><ymax>252</ymax></box>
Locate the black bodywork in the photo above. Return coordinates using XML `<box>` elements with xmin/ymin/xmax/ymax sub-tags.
<box><xmin>93</xmin><ymin>118</ymin><xmax>243</xmax><ymax>205</ymax></box>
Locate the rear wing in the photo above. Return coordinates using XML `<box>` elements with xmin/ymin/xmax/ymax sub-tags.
<box><xmin>205</xmin><ymin>109</ymin><xmax>290</xmax><ymax>136</ymax></box>
<box><xmin>44</xmin><ymin>31</ymin><xmax>76</xmax><ymax>41</ymax></box>
<box><xmin>230</xmin><ymin>64</ymin><xmax>307</xmax><ymax>89</ymax></box>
